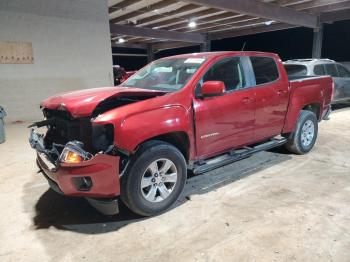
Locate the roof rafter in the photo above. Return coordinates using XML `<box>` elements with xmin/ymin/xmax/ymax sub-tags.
<box><xmin>110</xmin><ymin>23</ymin><xmax>205</xmax><ymax>43</ymax></box>
<box><xmin>306</xmin><ymin>0</ymin><xmax>350</xmax><ymax>13</ymax></box>
<box><xmin>110</xmin><ymin>0</ymin><xmax>178</xmax><ymax>24</ymax></box>
<box><xmin>210</xmin><ymin>22</ymin><xmax>297</xmax><ymax>40</ymax></box>
<box><xmin>108</xmin><ymin>0</ymin><xmax>144</xmax><ymax>13</ymax></box>
<box><xmin>321</xmin><ymin>9</ymin><xmax>350</xmax><ymax>23</ymax></box>
<box><xmin>182</xmin><ymin>0</ymin><xmax>318</xmax><ymax>28</ymax></box>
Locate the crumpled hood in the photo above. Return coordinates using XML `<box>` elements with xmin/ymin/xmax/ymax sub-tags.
<box><xmin>41</xmin><ymin>86</ymin><xmax>165</xmax><ymax>117</ymax></box>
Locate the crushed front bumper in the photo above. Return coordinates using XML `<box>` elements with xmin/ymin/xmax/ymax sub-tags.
<box><xmin>30</xmin><ymin>129</ymin><xmax>121</xmax><ymax>215</ymax></box>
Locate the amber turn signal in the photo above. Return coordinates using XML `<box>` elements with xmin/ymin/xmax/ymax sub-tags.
<box><xmin>64</xmin><ymin>151</ymin><xmax>83</xmax><ymax>164</ymax></box>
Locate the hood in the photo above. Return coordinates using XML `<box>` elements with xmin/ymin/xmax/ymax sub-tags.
<box><xmin>41</xmin><ymin>86</ymin><xmax>165</xmax><ymax>117</ymax></box>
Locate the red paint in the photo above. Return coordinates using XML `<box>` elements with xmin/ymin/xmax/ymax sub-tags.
<box><xmin>39</xmin><ymin>51</ymin><xmax>333</xmax><ymax>198</ymax></box>
<box><xmin>37</xmin><ymin>153</ymin><xmax>120</xmax><ymax>198</ymax></box>
<box><xmin>282</xmin><ymin>76</ymin><xmax>333</xmax><ymax>133</ymax></box>
<box><xmin>201</xmin><ymin>81</ymin><xmax>225</xmax><ymax>96</ymax></box>
<box><xmin>41</xmin><ymin>87</ymin><xmax>165</xmax><ymax>118</ymax></box>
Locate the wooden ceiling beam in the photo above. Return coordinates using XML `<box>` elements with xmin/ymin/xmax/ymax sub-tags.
<box><xmin>110</xmin><ymin>24</ymin><xmax>205</xmax><ymax>43</ymax></box>
<box><xmin>210</xmin><ymin>23</ymin><xmax>297</xmax><ymax>40</ymax></box>
<box><xmin>152</xmin><ymin>41</ymin><xmax>200</xmax><ymax>51</ymax></box>
<box><xmin>136</xmin><ymin>4</ymin><xmax>202</xmax><ymax>26</ymax></box>
<box><xmin>321</xmin><ymin>9</ymin><xmax>350</xmax><ymax>23</ymax></box>
<box><xmin>305</xmin><ymin>0</ymin><xmax>350</xmax><ymax>13</ymax></box>
<box><xmin>110</xmin><ymin>0</ymin><xmax>177</xmax><ymax>24</ymax></box>
<box><xmin>183</xmin><ymin>0</ymin><xmax>318</xmax><ymax>28</ymax></box>
<box><xmin>108</xmin><ymin>0</ymin><xmax>144</xmax><ymax>14</ymax></box>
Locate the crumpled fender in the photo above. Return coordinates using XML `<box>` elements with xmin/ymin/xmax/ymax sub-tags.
<box><xmin>94</xmin><ymin>104</ymin><xmax>194</xmax><ymax>154</ymax></box>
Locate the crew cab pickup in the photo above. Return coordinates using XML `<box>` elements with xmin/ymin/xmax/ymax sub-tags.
<box><xmin>29</xmin><ymin>51</ymin><xmax>333</xmax><ymax>216</ymax></box>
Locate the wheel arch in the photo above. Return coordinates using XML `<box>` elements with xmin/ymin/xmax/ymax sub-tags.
<box><xmin>136</xmin><ymin>132</ymin><xmax>190</xmax><ymax>164</ymax></box>
<box><xmin>302</xmin><ymin>103</ymin><xmax>321</xmax><ymax>120</ymax></box>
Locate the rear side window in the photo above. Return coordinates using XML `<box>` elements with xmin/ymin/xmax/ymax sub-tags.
<box><xmin>284</xmin><ymin>64</ymin><xmax>307</xmax><ymax>76</ymax></box>
<box><xmin>337</xmin><ymin>64</ymin><xmax>350</xmax><ymax>77</ymax></box>
<box><xmin>314</xmin><ymin>64</ymin><xmax>325</xmax><ymax>75</ymax></box>
<box><xmin>250</xmin><ymin>57</ymin><xmax>279</xmax><ymax>85</ymax></box>
<box><xmin>325</xmin><ymin>64</ymin><xmax>339</xmax><ymax>77</ymax></box>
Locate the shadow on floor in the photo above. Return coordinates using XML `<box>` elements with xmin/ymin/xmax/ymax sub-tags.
<box><xmin>332</xmin><ymin>102</ymin><xmax>350</xmax><ymax>111</ymax></box>
<box><xmin>32</xmin><ymin>150</ymin><xmax>291</xmax><ymax>234</ymax></box>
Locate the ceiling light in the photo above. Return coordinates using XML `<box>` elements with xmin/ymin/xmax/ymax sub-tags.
<box><xmin>188</xmin><ymin>21</ymin><xmax>197</xmax><ymax>28</ymax></box>
<box><xmin>264</xmin><ymin>21</ymin><xmax>274</xmax><ymax>26</ymax></box>
<box><xmin>117</xmin><ymin>38</ymin><xmax>125</xmax><ymax>44</ymax></box>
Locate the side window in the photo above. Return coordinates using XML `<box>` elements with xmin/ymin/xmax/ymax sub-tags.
<box><xmin>284</xmin><ymin>64</ymin><xmax>307</xmax><ymax>76</ymax></box>
<box><xmin>314</xmin><ymin>64</ymin><xmax>325</xmax><ymax>75</ymax></box>
<box><xmin>325</xmin><ymin>64</ymin><xmax>339</xmax><ymax>77</ymax></box>
<box><xmin>201</xmin><ymin>57</ymin><xmax>246</xmax><ymax>92</ymax></box>
<box><xmin>337</xmin><ymin>64</ymin><xmax>350</xmax><ymax>78</ymax></box>
<box><xmin>250</xmin><ymin>57</ymin><xmax>279</xmax><ymax>85</ymax></box>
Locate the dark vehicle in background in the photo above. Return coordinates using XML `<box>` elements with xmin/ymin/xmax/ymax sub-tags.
<box><xmin>284</xmin><ymin>59</ymin><xmax>350</xmax><ymax>103</ymax></box>
<box><xmin>120</xmin><ymin>71</ymin><xmax>136</xmax><ymax>84</ymax></box>
<box><xmin>113</xmin><ymin>66</ymin><xmax>136</xmax><ymax>85</ymax></box>
<box><xmin>113</xmin><ymin>65</ymin><xmax>126</xmax><ymax>85</ymax></box>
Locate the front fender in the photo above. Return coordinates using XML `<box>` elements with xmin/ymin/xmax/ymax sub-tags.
<box><xmin>95</xmin><ymin>105</ymin><xmax>193</xmax><ymax>153</ymax></box>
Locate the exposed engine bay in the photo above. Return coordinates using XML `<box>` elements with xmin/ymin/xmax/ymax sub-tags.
<box><xmin>29</xmin><ymin>94</ymin><xmax>162</xmax><ymax>166</ymax></box>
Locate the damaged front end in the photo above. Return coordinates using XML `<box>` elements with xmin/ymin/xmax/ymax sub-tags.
<box><xmin>29</xmin><ymin>87</ymin><xmax>166</xmax><ymax>215</ymax></box>
<box><xmin>29</xmin><ymin>110</ymin><xmax>121</xmax><ymax>215</ymax></box>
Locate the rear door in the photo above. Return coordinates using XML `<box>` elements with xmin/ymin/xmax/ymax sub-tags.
<box><xmin>249</xmin><ymin>56</ymin><xmax>289</xmax><ymax>141</ymax></box>
<box><xmin>193</xmin><ymin>56</ymin><xmax>255</xmax><ymax>158</ymax></box>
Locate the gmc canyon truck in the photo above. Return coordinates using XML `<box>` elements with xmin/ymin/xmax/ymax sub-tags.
<box><xmin>29</xmin><ymin>52</ymin><xmax>333</xmax><ymax>216</ymax></box>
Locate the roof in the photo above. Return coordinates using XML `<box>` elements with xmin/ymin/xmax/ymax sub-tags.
<box><xmin>108</xmin><ymin>0</ymin><xmax>350</xmax><ymax>51</ymax></box>
<box><xmin>163</xmin><ymin>51</ymin><xmax>279</xmax><ymax>59</ymax></box>
<box><xmin>284</xmin><ymin>58</ymin><xmax>336</xmax><ymax>64</ymax></box>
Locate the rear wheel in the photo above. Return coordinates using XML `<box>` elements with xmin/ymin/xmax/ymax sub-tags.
<box><xmin>285</xmin><ymin>110</ymin><xmax>318</xmax><ymax>154</ymax></box>
<box><xmin>121</xmin><ymin>141</ymin><xmax>187</xmax><ymax>216</ymax></box>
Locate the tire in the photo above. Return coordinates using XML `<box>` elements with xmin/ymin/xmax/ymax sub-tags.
<box><xmin>120</xmin><ymin>140</ymin><xmax>187</xmax><ymax>216</ymax></box>
<box><xmin>285</xmin><ymin>110</ymin><xmax>318</xmax><ymax>155</ymax></box>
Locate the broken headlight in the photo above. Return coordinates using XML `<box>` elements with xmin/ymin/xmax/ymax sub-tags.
<box><xmin>60</xmin><ymin>141</ymin><xmax>92</xmax><ymax>164</ymax></box>
<box><xmin>92</xmin><ymin>123</ymin><xmax>114</xmax><ymax>152</ymax></box>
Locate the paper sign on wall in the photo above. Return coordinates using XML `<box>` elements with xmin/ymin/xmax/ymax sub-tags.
<box><xmin>0</xmin><ymin>41</ymin><xmax>34</xmax><ymax>64</ymax></box>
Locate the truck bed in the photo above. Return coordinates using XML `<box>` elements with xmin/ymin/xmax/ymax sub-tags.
<box><xmin>287</xmin><ymin>75</ymin><xmax>327</xmax><ymax>81</ymax></box>
<box><xmin>282</xmin><ymin>75</ymin><xmax>333</xmax><ymax>133</ymax></box>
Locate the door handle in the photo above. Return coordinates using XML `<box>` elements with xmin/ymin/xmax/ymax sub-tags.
<box><xmin>241</xmin><ymin>97</ymin><xmax>253</xmax><ymax>104</ymax></box>
<box><xmin>277</xmin><ymin>90</ymin><xmax>286</xmax><ymax>96</ymax></box>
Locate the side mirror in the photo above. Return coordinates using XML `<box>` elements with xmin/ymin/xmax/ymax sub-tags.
<box><xmin>200</xmin><ymin>81</ymin><xmax>225</xmax><ymax>98</ymax></box>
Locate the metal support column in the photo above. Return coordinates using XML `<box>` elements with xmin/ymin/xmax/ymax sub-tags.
<box><xmin>312</xmin><ymin>23</ymin><xmax>324</xmax><ymax>58</ymax></box>
<box><xmin>200</xmin><ymin>34</ymin><xmax>211</xmax><ymax>52</ymax></box>
<box><xmin>147</xmin><ymin>44</ymin><xmax>154</xmax><ymax>63</ymax></box>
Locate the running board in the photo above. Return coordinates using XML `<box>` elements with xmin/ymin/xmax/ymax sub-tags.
<box><xmin>193</xmin><ymin>138</ymin><xmax>287</xmax><ymax>175</ymax></box>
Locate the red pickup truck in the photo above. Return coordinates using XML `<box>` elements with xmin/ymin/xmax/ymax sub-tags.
<box><xmin>29</xmin><ymin>51</ymin><xmax>333</xmax><ymax>216</ymax></box>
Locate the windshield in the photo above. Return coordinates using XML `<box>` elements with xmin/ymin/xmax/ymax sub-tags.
<box><xmin>121</xmin><ymin>57</ymin><xmax>206</xmax><ymax>92</ymax></box>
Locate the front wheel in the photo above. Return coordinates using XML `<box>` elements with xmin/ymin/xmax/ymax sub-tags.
<box><xmin>285</xmin><ymin>110</ymin><xmax>318</xmax><ymax>154</ymax></box>
<box><xmin>121</xmin><ymin>141</ymin><xmax>187</xmax><ymax>216</ymax></box>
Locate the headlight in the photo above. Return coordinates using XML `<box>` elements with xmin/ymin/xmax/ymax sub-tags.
<box><xmin>62</xmin><ymin>151</ymin><xmax>83</xmax><ymax>164</ymax></box>
<box><xmin>60</xmin><ymin>141</ymin><xmax>92</xmax><ymax>164</ymax></box>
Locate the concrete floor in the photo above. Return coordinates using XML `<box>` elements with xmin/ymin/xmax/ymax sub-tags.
<box><xmin>0</xmin><ymin>107</ymin><xmax>350</xmax><ymax>262</ymax></box>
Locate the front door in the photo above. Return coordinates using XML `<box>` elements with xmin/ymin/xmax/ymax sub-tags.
<box><xmin>194</xmin><ymin>56</ymin><xmax>255</xmax><ymax>158</ymax></box>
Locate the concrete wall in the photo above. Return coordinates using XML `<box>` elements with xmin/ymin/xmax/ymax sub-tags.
<box><xmin>0</xmin><ymin>0</ymin><xmax>113</xmax><ymax>122</ymax></box>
